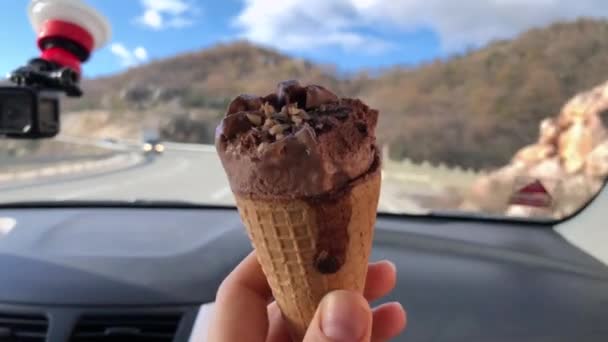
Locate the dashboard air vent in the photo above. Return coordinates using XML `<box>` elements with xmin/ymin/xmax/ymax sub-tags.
<box><xmin>70</xmin><ymin>314</ymin><xmax>182</xmax><ymax>341</ymax></box>
<box><xmin>0</xmin><ymin>313</ymin><xmax>48</xmax><ymax>342</ymax></box>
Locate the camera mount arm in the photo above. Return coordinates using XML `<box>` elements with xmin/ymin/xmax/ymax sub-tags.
<box><xmin>8</xmin><ymin>58</ymin><xmax>82</xmax><ymax>97</ymax></box>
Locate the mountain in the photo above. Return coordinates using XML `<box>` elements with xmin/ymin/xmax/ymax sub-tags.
<box><xmin>64</xmin><ymin>41</ymin><xmax>347</xmax><ymax>144</ymax></box>
<box><xmin>65</xmin><ymin>19</ymin><xmax>608</xmax><ymax>169</ymax></box>
<box><xmin>363</xmin><ymin>18</ymin><xmax>608</xmax><ymax>168</ymax></box>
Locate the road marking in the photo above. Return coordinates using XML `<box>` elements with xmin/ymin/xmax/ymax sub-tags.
<box><xmin>55</xmin><ymin>157</ymin><xmax>190</xmax><ymax>200</ymax></box>
<box><xmin>15</xmin><ymin>171</ymin><xmax>38</xmax><ymax>180</ymax></box>
<box><xmin>211</xmin><ymin>186</ymin><xmax>232</xmax><ymax>201</ymax></box>
<box><xmin>379</xmin><ymin>197</ymin><xmax>401</xmax><ymax>212</ymax></box>
<box><xmin>39</xmin><ymin>168</ymin><xmax>58</xmax><ymax>177</ymax></box>
<box><xmin>56</xmin><ymin>184</ymin><xmax>117</xmax><ymax>200</ymax></box>
<box><xmin>0</xmin><ymin>174</ymin><xmax>15</xmax><ymax>182</ymax></box>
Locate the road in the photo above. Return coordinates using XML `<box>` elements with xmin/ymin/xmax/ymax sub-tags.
<box><xmin>0</xmin><ymin>144</ymin><xmax>427</xmax><ymax>214</ymax></box>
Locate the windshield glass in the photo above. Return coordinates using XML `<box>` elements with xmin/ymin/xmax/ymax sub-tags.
<box><xmin>1</xmin><ymin>1</ymin><xmax>607</xmax><ymax>221</ymax></box>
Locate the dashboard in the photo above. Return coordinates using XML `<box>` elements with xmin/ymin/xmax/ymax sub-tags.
<box><xmin>0</xmin><ymin>204</ymin><xmax>607</xmax><ymax>341</ymax></box>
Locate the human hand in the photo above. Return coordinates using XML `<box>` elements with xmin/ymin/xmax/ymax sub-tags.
<box><xmin>208</xmin><ymin>252</ymin><xmax>406</xmax><ymax>341</ymax></box>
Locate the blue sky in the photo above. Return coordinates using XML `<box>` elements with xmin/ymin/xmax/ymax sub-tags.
<box><xmin>1</xmin><ymin>0</ymin><xmax>607</xmax><ymax>78</ymax></box>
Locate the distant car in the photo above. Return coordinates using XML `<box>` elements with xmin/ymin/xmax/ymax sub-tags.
<box><xmin>142</xmin><ymin>139</ymin><xmax>165</xmax><ymax>154</ymax></box>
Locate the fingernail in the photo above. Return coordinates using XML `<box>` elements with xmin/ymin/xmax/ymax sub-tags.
<box><xmin>320</xmin><ymin>290</ymin><xmax>368</xmax><ymax>341</ymax></box>
<box><xmin>385</xmin><ymin>260</ymin><xmax>396</xmax><ymax>272</ymax></box>
<box><xmin>373</xmin><ymin>259</ymin><xmax>396</xmax><ymax>272</ymax></box>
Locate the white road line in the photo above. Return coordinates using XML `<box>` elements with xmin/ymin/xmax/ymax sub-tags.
<box><xmin>379</xmin><ymin>197</ymin><xmax>401</xmax><ymax>212</ymax></box>
<box><xmin>56</xmin><ymin>158</ymin><xmax>190</xmax><ymax>199</ymax></box>
<box><xmin>0</xmin><ymin>174</ymin><xmax>15</xmax><ymax>182</ymax></box>
<box><xmin>211</xmin><ymin>186</ymin><xmax>232</xmax><ymax>201</ymax></box>
<box><xmin>56</xmin><ymin>184</ymin><xmax>117</xmax><ymax>200</ymax></box>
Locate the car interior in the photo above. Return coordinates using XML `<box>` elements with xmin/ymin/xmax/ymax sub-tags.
<box><xmin>0</xmin><ymin>190</ymin><xmax>607</xmax><ymax>341</ymax></box>
<box><xmin>2</xmin><ymin>1</ymin><xmax>608</xmax><ymax>341</ymax></box>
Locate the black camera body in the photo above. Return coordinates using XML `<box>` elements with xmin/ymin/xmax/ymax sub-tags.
<box><xmin>1</xmin><ymin>57</ymin><xmax>80</xmax><ymax>139</ymax></box>
<box><xmin>0</xmin><ymin>86</ymin><xmax>60</xmax><ymax>139</ymax></box>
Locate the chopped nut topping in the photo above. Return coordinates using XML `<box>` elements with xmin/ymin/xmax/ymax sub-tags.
<box><xmin>269</xmin><ymin>124</ymin><xmax>289</xmax><ymax>135</ymax></box>
<box><xmin>246</xmin><ymin>113</ymin><xmax>262</xmax><ymax>126</ymax></box>
<box><xmin>272</xmin><ymin>111</ymin><xmax>288</xmax><ymax>120</ymax></box>
<box><xmin>222</xmin><ymin>82</ymin><xmax>350</xmax><ymax>147</ymax></box>
<box><xmin>287</xmin><ymin>105</ymin><xmax>300</xmax><ymax>116</ymax></box>
<box><xmin>257</xmin><ymin>142</ymin><xmax>268</xmax><ymax>153</ymax></box>
<box><xmin>263</xmin><ymin>119</ymin><xmax>276</xmax><ymax>129</ymax></box>
<box><xmin>292</xmin><ymin>116</ymin><xmax>303</xmax><ymax>125</ymax></box>
<box><xmin>261</xmin><ymin>102</ymin><xmax>275</xmax><ymax>117</ymax></box>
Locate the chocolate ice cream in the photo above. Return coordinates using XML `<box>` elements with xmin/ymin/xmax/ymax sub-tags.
<box><xmin>216</xmin><ymin>80</ymin><xmax>383</xmax><ymax>340</ymax></box>
<box><xmin>215</xmin><ymin>80</ymin><xmax>379</xmax><ymax>199</ymax></box>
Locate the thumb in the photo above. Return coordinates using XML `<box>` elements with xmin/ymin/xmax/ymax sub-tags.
<box><xmin>303</xmin><ymin>290</ymin><xmax>372</xmax><ymax>342</ymax></box>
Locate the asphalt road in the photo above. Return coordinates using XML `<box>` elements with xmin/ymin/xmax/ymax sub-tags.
<box><xmin>0</xmin><ymin>145</ymin><xmax>427</xmax><ymax>214</ymax></box>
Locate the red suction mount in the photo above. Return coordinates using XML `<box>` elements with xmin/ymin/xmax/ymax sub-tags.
<box><xmin>29</xmin><ymin>0</ymin><xmax>111</xmax><ymax>75</ymax></box>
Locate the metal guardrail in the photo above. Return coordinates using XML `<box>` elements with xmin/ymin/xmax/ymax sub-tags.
<box><xmin>0</xmin><ymin>154</ymin><xmax>141</xmax><ymax>184</ymax></box>
<box><xmin>0</xmin><ymin>136</ymin><xmax>146</xmax><ymax>185</ymax></box>
<box><xmin>11</xmin><ymin>135</ymin><xmax>484</xmax><ymax>190</ymax></box>
<box><xmin>58</xmin><ymin>136</ymin><xmax>216</xmax><ymax>153</ymax></box>
<box><xmin>160</xmin><ymin>142</ymin><xmax>216</xmax><ymax>153</ymax></box>
<box><xmin>383</xmin><ymin>157</ymin><xmax>486</xmax><ymax>189</ymax></box>
<box><xmin>54</xmin><ymin>135</ymin><xmax>133</xmax><ymax>152</ymax></box>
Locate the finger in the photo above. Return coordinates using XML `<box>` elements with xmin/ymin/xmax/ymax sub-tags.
<box><xmin>364</xmin><ymin>261</ymin><xmax>397</xmax><ymax>302</ymax></box>
<box><xmin>269</xmin><ymin>261</ymin><xmax>398</xmax><ymax>340</ymax></box>
<box><xmin>208</xmin><ymin>251</ymin><xmax>272</xmax><ymax>342</ymax></box>
<box><xmin>303</xmin><ymin>290</ymin><xmax>372</xmax><ymax>342</ymax></box>
<box><xmin>267</xmin><ymin>302</ymin><xmax>291</xmax><ymax>342</ymax></box>
<box><xmin>371</xmin><ymin>302</ymin><xmax>407</xmax><ymax>342</ymax></box>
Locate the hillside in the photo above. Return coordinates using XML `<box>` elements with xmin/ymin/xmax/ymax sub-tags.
<box><xmin>64</xmin><ymin>41</ymin><xmax>346</xmax><ymax>144</ymax></box>
<box><xmin>364</xmin><ymin>19</ymin><xmax>608</xmax><ymax>167</ymax></box>
<box><xmin>66</xmin><ymin>19</ymin><xmax>608</xmax><ymax>169</ymax></box>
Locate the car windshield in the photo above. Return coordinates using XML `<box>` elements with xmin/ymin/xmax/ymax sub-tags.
<box><xmin>1</xmin><ymin>1</ymin><xmax>608</xmax><ymax>221</ymax></box>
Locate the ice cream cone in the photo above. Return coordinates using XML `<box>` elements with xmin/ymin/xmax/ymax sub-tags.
<box><xmin>235</xmin><ymin>166</ymin><xmax>381</xmax><ymax>341</ymax></box>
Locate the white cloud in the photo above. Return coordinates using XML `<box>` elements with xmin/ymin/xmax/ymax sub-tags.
<box><xmin>134</xmin><ymin>46</ymin><xmax>149</xmax><ymax>61</ymax></box>
<box><xmin>136</xmin><ymin>0</ymin><xmax>198</xmax><ymax>30</ymax></box>
<box><xmin>110</xmin><ymin>44</ymin><xmax>131</xmax><ymax>62</ymax></box>
<box><xmin>234</xmin><ymin>0</ymin><xmax>388</xmax><ymax>53</ymax></box>
<box><xmin>141</xmin><ymin>9</ymin><xmax>163</xmax><ymax>29</ymax></box>
<box><xmin>142</xmin><ymin>0</ymin><xmax>189</xmax><ymax>14</ymax></box>
<box><xmin>110</xmin><ymin>43</ymin><xmax>149</xmax><ymax>67</ymax></box>
<box><xmin>234</xmin><ymin>0</ymin><xmax>608</xmax><ymax>53</ymax></box>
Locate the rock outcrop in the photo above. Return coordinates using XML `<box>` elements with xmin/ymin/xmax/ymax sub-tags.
<box><xmin>464</xmin><ymin>81</ymin><xmax>608</xmax><ymax>218</ymax></box>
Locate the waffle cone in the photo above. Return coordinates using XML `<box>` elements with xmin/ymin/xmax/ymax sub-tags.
<box><xmin>234</xmin><ymin>167</ymin><xmax>381</xmax><ymax>341</ymax></box>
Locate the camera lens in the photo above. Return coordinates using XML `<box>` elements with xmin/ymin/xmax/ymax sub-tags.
<box><xmin>0</xmin><ymin>92</ymin><xmax>33</xmax><ymax>134</ymax></box>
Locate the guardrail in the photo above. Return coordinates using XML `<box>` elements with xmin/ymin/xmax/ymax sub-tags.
<box><xmin>383</xmin><ymin>157</ymin><xmax>486</xmax><ymax>189</ymax></box>
<box><xmin>54</xmin><ymin>135</ymin><xmax>134</xmax><ymax>151</ymax></box>
<box><xmin>35</xmin><ymin>137</ymin><xmax>486</xmax><ymax>191</ymax></box>
<box><xmin>154</xmin><ymin>142</ymin><xmax>485</xmax><ymax>189</ymax></box>
<box><xmin>0</xmin><ymin>136</ymin><xmax>146</xmax><ymax>185</ymax></box>
<box><xmin>156</xmin><ymin>142</ymin><xmax>485</xmax><ymax>191</ymax></box>
<box><xmin>57</xmin><ymin>136</ymin><xmax>217</xmax><ymax>153</ymax></box>
<box><xmin>161</xmin><ymin>142</ymin><xmax>216</xmax><ymax>153</ymax></box>
<box><xmin>0</xmin><ymin>153</ymin><xmax>142</xmax><ymax>184</ymax></box>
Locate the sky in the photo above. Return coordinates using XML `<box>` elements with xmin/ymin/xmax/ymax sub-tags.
<box><xmin>1</xmin><ymin>0</ymin><xmax>608</xmax><ymax>78</ymax></box>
